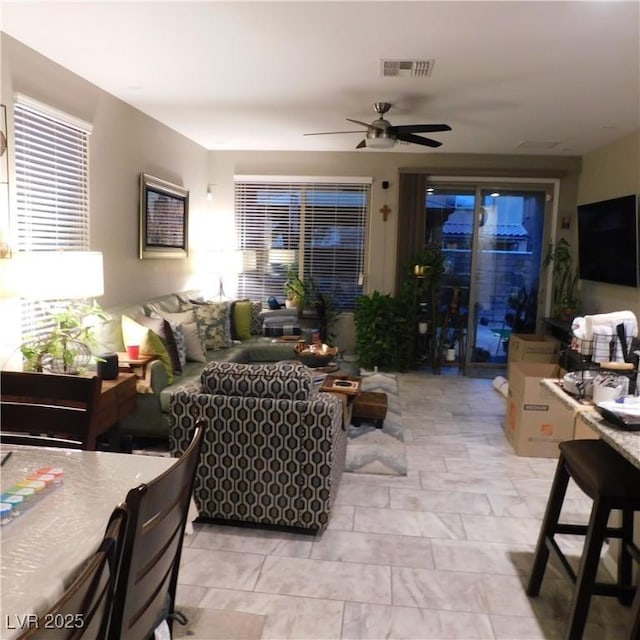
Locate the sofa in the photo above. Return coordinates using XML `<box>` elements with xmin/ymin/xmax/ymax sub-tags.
<box><xmin>170</xmin><ymin>361</ymin><xmax>347</xmax><ymax>531</ymax></box>
<box><xmin>94</xmin><ymin>290</ymin><xmax>306</xmax><ymax>440</ymax></box>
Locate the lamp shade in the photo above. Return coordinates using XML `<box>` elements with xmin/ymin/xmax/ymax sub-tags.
<box><xmin>241</xmin><ymin>250</ymin><xmax>257</xmax><ymax>272</ymax></box>
<box><xmin>13</xmin><ymin>251</ymin><xmax>104</xmax><ymax>300</ymax></box>
<box><xmin>268</xmin><ymin>249</ymin><xmax>297</xmax><ymax>265</ymax></box>
<box><xmin>0</xmin><ymin>258</ymin><xmax>19</xmax><ymax>298</ymax></box>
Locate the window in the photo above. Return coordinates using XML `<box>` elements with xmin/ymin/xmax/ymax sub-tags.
<box><xmin>13</xmin><ymin>96</ymin><xmax>92</xmax><ymax>337</ymax></box>
<box><xmin>234</xmin><ymin>176</ymin><xmax>370</xmax><ymax>310</ymax></box>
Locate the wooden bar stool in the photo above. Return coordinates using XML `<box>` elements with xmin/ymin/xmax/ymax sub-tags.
<box><xmin>526</xmin><ymin>439</ymin><xmax>640</xmax><ymax>640</ymax></box>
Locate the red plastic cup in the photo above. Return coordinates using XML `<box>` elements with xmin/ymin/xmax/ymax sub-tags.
<box><xmin>126</xmin><ymin>345</ymin><xmax>140</xmax><ymax>360</ymax></box>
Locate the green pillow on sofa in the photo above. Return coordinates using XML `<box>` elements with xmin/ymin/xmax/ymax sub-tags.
<box><xmin>121</xmin><ymin>315</ymin><xmax>174</xmax><ymax>384</ymax></box>
<box><xmin>233</xmin><ymin>300</ymin><xmax>252</xmax><ymax>340</ymax></box>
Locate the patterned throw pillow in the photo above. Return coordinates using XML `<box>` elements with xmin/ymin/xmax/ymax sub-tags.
<box><xmin>169</xmin><ymin>321</ymin><xmax>187</xmax><ymax>367</ymax></box>
<box><xmin>157</xmin><ymin>309</ymin><xmax>207</xmax><ymax>356</ymax></box>
<box><xmin>193</xmin><ymin>302</ymin><xmax>232</xmax><ymax>350</ymax></box>
<box><xmin>250</xmin><ymin>301</ymin><xmax>263</xmax><ymax>335</ymax></box>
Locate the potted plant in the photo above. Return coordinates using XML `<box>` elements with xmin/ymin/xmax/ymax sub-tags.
<box><xmin>20</xmin><ymin>301</ymin><xmax>107</xmax><ymax>374</ymax></box>
<box><xmin>542</xmin><ymin>238</ymin><xmax>580</xmax><ymax>321</ymax></box>
<box><xmin>284</xmin><ymin>264</ymin><xmax>312</xmax><ymax>311</ymax></box>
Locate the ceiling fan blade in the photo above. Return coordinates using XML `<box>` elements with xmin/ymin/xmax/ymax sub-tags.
<box><xmin>392</xmin><ymin>124</ymin><xmax>452</xmax><ymax>134</ymax></box>
<box><xmin>304</xmin><ymin>130</ymin><xmax>366</xmax><ymax>136</ymax></box>
<box><xmin>356</xmin><ymin>140</ymin><xmax>367</xmax><ymax>149</ymax></box>
<box><xmin>395</xmin><ymin>132</ymin><xmax>443</xmax><ymax>148</ymax></box>
<box><xmin>346</xmin><ymin>118</ymin><xmax>376</xmax><ymax>129</ymax></box>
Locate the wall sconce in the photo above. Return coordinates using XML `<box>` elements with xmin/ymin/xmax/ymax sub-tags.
<box><xmin>414</xmin><ymin>264</ymin><xmax>428</xmax><ymax>279</ymax></box>
<box><xmin>206</xmin><ymin>184</ymin><xmax>214</xmax><ymax>201</ymax></box>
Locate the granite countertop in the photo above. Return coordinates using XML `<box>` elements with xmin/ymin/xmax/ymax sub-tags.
<box><xmin>541</xmin><ymin>377</ymin><xmax>640</xmax><ymax>469</ymax></box>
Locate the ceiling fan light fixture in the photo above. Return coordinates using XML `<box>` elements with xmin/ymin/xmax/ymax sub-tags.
<box><xmin>366</xmin><ymin>137</ymin><xmax>395</xmax><ymax>149</ymax></box>
<box><xmin>365</xmin><ymin>129</ymin><xmax>395</xmax><ymax>149</ymax></box>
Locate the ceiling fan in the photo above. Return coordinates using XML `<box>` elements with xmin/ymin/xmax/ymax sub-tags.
<box><xmin>304</xmin><ymin>102</ymin><xmax>452</xmax><ymax>149</ymax></box>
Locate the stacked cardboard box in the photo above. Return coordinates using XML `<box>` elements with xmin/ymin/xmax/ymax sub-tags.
<box><xmin>507</xmin><ymin>334</ymin><xmax>561</xmax><ymax>381</ymax></box>
<box><xmin>505</xmin><ymin>362</ymin><xmax>575</xmax><ymax>457</ymax></box>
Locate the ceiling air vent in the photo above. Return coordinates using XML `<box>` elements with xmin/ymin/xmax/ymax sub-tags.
<box><xmin>516</xmin><ymin>140</ymin><xmax>561</xmax><ymax>150</ymax></box>
<box><xmin>381</xmin><ymin>59</ymin><xmax>435</xmax><ymax>78</ymax></box>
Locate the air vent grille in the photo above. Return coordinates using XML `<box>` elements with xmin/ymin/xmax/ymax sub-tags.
<box><xmin>516</xmin><ymin>140</ymin><xmax>561</xmax><ymax>150</ymax></box>
<box><xmin>381</xmin><ymin>59</ymin><xmax>435</xmax><ymax>78</ymax></box>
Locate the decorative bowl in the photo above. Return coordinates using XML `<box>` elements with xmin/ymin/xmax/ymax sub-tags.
<box><xmin>293</xmin><ymin>342</ymin><xmax>338</xmax><ymax>368</ymax></box>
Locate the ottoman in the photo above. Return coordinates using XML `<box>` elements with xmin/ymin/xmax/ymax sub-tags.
<box><xmin>352</xmin><ymin>391</ymin><xmax>388</xmax><ymax>428</ymax></box>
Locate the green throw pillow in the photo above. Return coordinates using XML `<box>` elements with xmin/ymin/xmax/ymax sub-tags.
<box><xmin>121</xmin><ymin>315</ymin><xmax>174</xmax><ymax>384</ymax></box>
<box><xmin>233</xmin><ymin>300</ymin><xmax>252</xmax><ymax>340</ymax></box>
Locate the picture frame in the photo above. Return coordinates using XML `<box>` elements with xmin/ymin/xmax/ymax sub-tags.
<box><xmin>139</xmin><ymin>173</ymin><xmax>189</xmax><ymax>259</ymax></box>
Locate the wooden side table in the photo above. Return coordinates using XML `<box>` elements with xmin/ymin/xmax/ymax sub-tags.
<box><xmin>116</xmin><ymin>352</ymin><xmax>156</xmax><ymax>379</ymax></box>
<box><xmin>93</xmin><ymin>373</ymin><xmax>137</xmax><ymax>450</ymax></box>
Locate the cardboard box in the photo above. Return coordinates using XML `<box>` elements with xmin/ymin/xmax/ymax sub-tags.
<box><xmin>505</xmin><ymin>362</ymin><xmax>575</xmax><ymax>457</ymax></box>
<box><xmin>507</xmin><ymin>334</ymin><xmax>561</xmax><ymax>381</ymax></box>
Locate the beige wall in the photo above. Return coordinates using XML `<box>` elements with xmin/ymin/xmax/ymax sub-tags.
<box><xmin>209</xmin><ymin>151</ymin><xmax>582</xmax><ymax>295</ymax></box>
<box><xmin>1</xmin><ymin>34</ymin><xmax>209</xmax><ymax>310</ymax></box>
<box><xmin>576</xmin><ymin>131</ymin><xmax>640</xmax><ymax>314</ymax></box>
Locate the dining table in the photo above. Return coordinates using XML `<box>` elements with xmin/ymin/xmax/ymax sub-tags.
<box><xmin>0</xmin><ymin>445</ymin><xmax>176</xmax><ymax>639</ymax></box>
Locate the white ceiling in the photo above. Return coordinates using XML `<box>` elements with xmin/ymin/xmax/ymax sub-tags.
<box><xmin>2</xmin><ymin>1</ymin><xmax>639</xmax><ymax>156</ymax></box>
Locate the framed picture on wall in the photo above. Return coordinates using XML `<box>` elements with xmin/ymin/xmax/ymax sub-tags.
<box><xmin>139</xmin><ymin>173</ymin><xmax>189</xmax><ymax>259</ymax></box>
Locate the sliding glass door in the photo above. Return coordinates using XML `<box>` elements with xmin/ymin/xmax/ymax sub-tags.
<box><xmin>426</xmin><ymin>183</ymin><xmax>550</xmax><ymax>372</ymax></box>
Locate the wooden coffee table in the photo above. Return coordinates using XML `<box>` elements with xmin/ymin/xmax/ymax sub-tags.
<box><xmin>320</xmin><ymin>375</ymin><xmax>361</xmax><ymax>396</ymax></box>
<box><xmin>319</xmin><ymin>375</ymin><xmax>361</xmax><ymax>428</ymax></box>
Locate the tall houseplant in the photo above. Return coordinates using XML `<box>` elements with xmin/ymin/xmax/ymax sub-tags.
<box><xmin>354</xmin><ymin>291</ymin><xmax>410</xmax><ymax>371</ymax></box>
<box><xmin>542</xmin><ymin>238</ymin><xmax>580</xmax><ymax>320</ymax></box>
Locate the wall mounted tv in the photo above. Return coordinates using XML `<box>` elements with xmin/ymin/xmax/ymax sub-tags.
<box><xmin>577</xmin><ymin>194</ymin><xmax>639</xmax><ymax>288</ymax></box>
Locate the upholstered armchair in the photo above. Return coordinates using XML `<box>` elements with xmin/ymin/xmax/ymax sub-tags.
<box><xmin>169</xmin><ymin>361</ymin><xmax>346</xmax><ymax>531</ymax></box>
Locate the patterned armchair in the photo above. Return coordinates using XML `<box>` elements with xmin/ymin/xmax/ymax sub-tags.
<box><xmin>170</xmin><ymin>361</ymin><xmax>347</xmax><ymax>531</ymax></box>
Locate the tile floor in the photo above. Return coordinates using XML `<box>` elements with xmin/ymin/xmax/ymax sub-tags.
<box><xmin>176</xmin><ymin>371</ymin><xmax>633</xmax><ymax>639</ymax></box>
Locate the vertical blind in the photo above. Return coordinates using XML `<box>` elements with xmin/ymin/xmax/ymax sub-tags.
<box><xmin>234</xmin><ymin>177</ymin><xmax>370</xmax><ymax>310</ymax></box>
<box><xmin>13</xmin><ymin>97</ymin><xmax>92</xmax><ymax>339</ymax></box>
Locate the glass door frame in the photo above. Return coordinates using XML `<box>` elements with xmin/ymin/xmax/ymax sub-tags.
<box><xmin>426</xmin><ymin>176</ymin><xmax>561</xmax><ymax>373</ymax></box>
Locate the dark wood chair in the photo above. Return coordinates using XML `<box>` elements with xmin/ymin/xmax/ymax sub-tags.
<box><xmin>0</xmin><ymin>371</ymin><xmax>102</xmax><ymax>450</ymax></box>
<box><xmin>109</xmin><ymin>422</ymin><xmax>204</xmax><ymax>640</ymax></box>
<box><xmin>18</xmin><ymin>505</ymin><xmax>127</xmax><ymax>640</ymax></box>
<box><xmin>527</xmin><ymin>439</ymin><xmax>640</xmax><ymax>639</ymax></box>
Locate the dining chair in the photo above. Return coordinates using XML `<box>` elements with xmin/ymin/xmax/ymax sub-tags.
<box><xmin>0</xmin><ymin>371</ymin><xmax>102</xmax><ymax>450</ymax></box>
<box><xmin>109</xmin><ymin>421</ymin><xmax>204</xmax><ymax>640</ymax></box>
<box><xmin>18</xmin><ymin>505</ymin><xmax>127</xmax><ymax>640</ymax></box>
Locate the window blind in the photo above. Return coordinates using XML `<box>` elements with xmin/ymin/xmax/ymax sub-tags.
<box><xmin>14</xmin><ymin>97</ymin><xmax>91</xmax><ymax>340</ymax></box>
<box><xmin>234</xmin><ymin>177</ymin><xmax>370</xmax><ymax>311</ymax></box>
<box><xmin>14</xmin><ymin>99</ymin><xmax>91</xmax><ymax>252</ymax></box>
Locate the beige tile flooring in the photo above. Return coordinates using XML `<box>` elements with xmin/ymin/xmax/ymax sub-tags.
<box><xmin>176</xmin><ymin>371</ymin><xmax>633</xmax><ymax>639</ymax></box>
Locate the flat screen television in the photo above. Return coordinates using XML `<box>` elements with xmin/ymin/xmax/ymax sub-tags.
<box><xmin>577</xmin><ymin>194</ymin><xmax>639</xmax><ymax>287</ymax></box>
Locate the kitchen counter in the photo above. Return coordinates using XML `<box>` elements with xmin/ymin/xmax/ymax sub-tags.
<box><xmin>541</xmin><ymin>377</ymin><xmax>640</xmax><ymax>468</ymax></box>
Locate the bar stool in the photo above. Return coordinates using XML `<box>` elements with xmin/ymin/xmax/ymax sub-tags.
<box><xmin>526</xmin><ymin>439</ymin><xmax>640</xmax><ymax>640</ymax></box>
